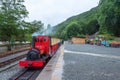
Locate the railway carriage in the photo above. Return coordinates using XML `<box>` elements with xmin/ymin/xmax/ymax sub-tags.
<box><xmin>19</xmin><ymin>36</ymin><xmax>61</xmax><ymax>67</ymax></box>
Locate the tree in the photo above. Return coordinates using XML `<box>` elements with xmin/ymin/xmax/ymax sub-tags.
<box><xmin>66</xmin><ymin>22</ymin><xmax>82</xmax><ymax>39</ymax></box>
<box><xmin>98</xmin><ymin>0</ymin><xmax>120</xmax><ymax>36</ymax></box>
<box><xmin>54</xmin><ymin>0</ymin><xmax>120</xmax><ymax>38</ymax></box>
<box><xmin>26</xmin><ymin>20</ymin><xmax>44</xmax><ymax>34</ymax></box>
<box><xmin>0</xmin><ymin>0</ymin><xmax>28</xmax><ymax>50</ymax></box>
<box><xmin>53</xmin><ymin>7</ymin><xmax>99</xmax><ymax>39</ymax></box>
<box><xmin>16</xmin><ymin>20</ymin><xmax>44</xmax><ymax>42</ymax></box>
<box><xmin>85</xmin><ymin>20</ymin><xmax>99</xmax><ymax>35</ymax></box>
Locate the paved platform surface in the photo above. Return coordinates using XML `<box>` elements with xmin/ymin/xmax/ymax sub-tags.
<box><xmin>36</xmin><ymin>45</ymin><xmax>64</xmax><ymax>80</ymax></box>
<box><xmin>62</xmin><ymin>43</ymin><xmax>120</xmax><ymax>80</ymax></box>
<box><xmin>37</xmin><ymin>42</ymin><xmax>120</xmax><ymax>80</ymax></box>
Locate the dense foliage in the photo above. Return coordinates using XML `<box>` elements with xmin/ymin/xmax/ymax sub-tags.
<box><xmin>0</xmin><ymin>0</ymin><xmax>43</xmax><ymax>50</ymax></box>
<box><xmin>54</xmin><ymin>0</ymin><xmax>120</xmax><ymax>39</ymax></box>
<box><xmin>0</xmin><ymin>0</ymin><xmax>44</xmax><ymax>41</ymax></box>
<box><xmin>0</xmin><ymin>0</ymin><xmax>28</xmax><ymax>41</ymax></box>
<box><xmin>54</xmin><ymin>7</ymin><xmax>99</xmax><ymax>39</ymax></box>
<box><xmin>98</xmin><ymin>0</ymin><xmax>120</xmax><ymax>36</ymax></box>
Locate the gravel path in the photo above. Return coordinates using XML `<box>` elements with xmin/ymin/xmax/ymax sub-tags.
<box><xmin>62</xmin><ymin>43</ymin><xmax>120</xmax><ymax>80</ymax></box>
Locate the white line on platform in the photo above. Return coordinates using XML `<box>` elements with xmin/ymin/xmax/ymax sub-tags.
<box><xmin>64</xmin><ymin>49</ymin><xmax>120</xmax><ymax>60</ymax></box>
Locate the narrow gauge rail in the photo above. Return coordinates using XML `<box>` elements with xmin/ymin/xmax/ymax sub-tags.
<box><xmin>0</xmin><ymin>51</ymin><xmax>28</xmax><ymax>67</ymax></box>
<box><xmin>9</xmin><ymin>68</ymin><xmax>43</xmax><ymax>80</ymax></box>
<box><xmin>9</xmin><ymin>36</ymin><xmax>62</xmax><ymax>80</ymax></box>
<box><xmin>9</xmin><ymin>44</ymin><xmax>62</xmax><ymax>80</ymax></box>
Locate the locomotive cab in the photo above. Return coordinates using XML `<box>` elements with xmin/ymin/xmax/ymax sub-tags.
<box><xmin>26</xmin><ymin>36</ymin><xmax>51</xmax><ymax>61</ymax></box>
<box><xmin>33</xmin><ymin>36</ymin><xmax>51</xmax><ymax>56</ymax></box>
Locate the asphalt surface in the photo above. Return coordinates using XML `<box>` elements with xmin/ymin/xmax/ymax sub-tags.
<box><xmin>62</xmin><ymin>42</ymin><xmax>120</xmax><ymax>80</ymax></box>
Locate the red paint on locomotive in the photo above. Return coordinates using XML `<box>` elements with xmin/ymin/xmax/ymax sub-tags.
<box><xmin>19</xmin><ymin>36</ymin><xmax>60</xmax><ymax>67</ymax></box>
<box><xmin>34</xmin><ymin>36</ymin><xmax>51</xmax><ymax>55</ymax></box>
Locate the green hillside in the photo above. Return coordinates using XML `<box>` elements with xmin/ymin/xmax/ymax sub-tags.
<box><xmin>53</xmin><ymin>0</ymin><xmax>120</xmax><ymax>40</ymax></box>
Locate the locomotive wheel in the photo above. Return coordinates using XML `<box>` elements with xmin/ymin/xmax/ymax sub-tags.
<box><xmin>27</xmin><ymin>49</ymin><xmax>40</xmax><ymax>60</ymax></box>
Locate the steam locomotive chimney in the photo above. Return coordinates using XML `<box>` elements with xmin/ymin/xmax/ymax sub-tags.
<box><xmin>32</xmin><ymin>36</ymin><xmax>35</xmax><ymax>48</ymax></box>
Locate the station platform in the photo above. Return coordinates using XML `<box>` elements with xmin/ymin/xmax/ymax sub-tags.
<box><xmin>36</xmin><ymin>43</ymin><xmax>120</xmax><ymax>80</ymax></box>
<box><xmin>36</xmin><ymin>45</ymin><xmax>64</xmax><ymax>80</ymax></box>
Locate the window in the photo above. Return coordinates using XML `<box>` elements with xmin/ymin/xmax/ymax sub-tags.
<box><xmin>35</xmin><ymin>38</ymin><xmax>39</xmax><ymax>42</ymax></box>
<box><xmin>44</xmin><ymin>38</ymin><xmax>47</xmax><ymax>42</ymax></box>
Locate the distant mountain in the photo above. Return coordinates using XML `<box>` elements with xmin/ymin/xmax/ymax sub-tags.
<box><xmin>53</xmin><ymin>0</ymin><xmax>120</xmax><ymax>39</ymax></box>
<box><xmin>53</xmin><ymin>7</ymin><xmax>99</xmax><ymax>39</ymax></box>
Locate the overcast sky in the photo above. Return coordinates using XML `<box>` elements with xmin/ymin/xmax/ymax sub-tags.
<box><xmin>24</xmin><ymin>0</ymin><xmax>99</xmax><ymax>27</ymax></box>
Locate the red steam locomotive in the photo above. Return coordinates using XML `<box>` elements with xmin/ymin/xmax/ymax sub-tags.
<box><xmin>19</xmin><ymin>36</ymin><xmax>61</xmax><ymax>67</ymax></box>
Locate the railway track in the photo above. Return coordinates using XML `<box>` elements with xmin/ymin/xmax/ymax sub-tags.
<box><xmin>9</xmin><ymin>45</ymin><xmax>62</xmax><ymax>80</ymax></box>
<box><xmin>0</xmin><ymin>51</ymin><xmax>28</xmax><ymax>68</ymax></box>
<box><xmin>9</xmin><ymin>68</ymin><xmax>43</xmax><ymax>80</ymax></box>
